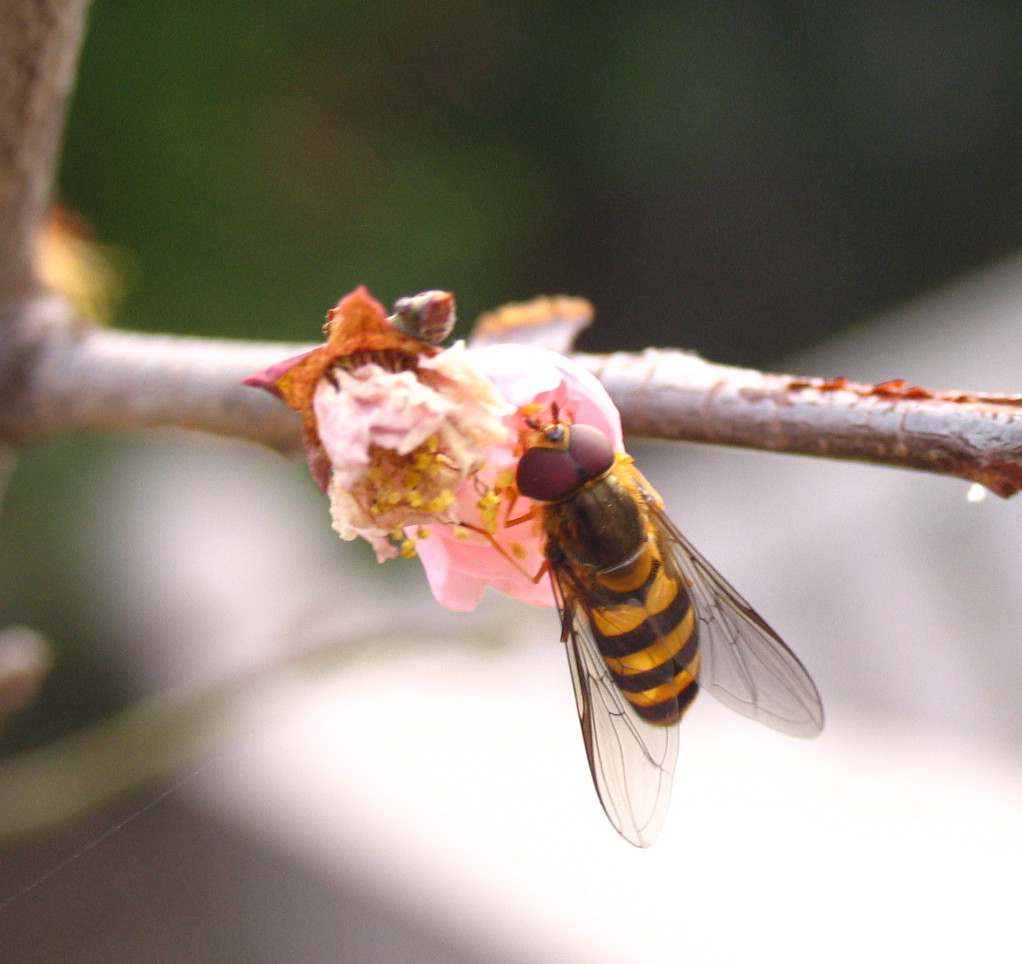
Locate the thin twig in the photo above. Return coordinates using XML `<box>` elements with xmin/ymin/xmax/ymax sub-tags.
<box><xmin>0</xmin><ymin>626</ymin><xmax>52</xmax><ymax>728</ymax></box>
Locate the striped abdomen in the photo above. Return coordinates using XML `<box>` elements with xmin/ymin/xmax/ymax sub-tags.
<box><xmin>586</xmin><ymin>539</ymin><xmax>700</xmax><ymax>726</ymax></box>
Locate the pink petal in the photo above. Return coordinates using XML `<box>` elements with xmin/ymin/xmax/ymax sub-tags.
<box><xmin>466</xmin><ymin>344</ymin><xmax>622</xmax><ymax>447</ymax></box>
<box><xmin>415</xmin><ymin>524</ymin><xmax>555</xmax><ymax>611</ymax></box>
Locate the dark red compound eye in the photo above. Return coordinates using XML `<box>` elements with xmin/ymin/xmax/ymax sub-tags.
<box><xmin>516</xmin><ymin>423</ymin><xmax>616</xmax><ymax>502</ymax></box>
<box><xmin>566</xmin><ymin>423</ymin><xmax>616</xmax><ymax>478</ymax></box>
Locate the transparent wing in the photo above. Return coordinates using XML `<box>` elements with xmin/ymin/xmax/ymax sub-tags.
<box><xmin>650</xmin><ymin>506</ymin><xmax>824</xmax><ymax>738</ymax></box>
<box><xmin>550</xmin><ymin>568</ymin><xmax>679</xmax><ymax>848</ymax></box>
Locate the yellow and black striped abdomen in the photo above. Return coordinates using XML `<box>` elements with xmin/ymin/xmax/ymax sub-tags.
<box><xmin>588</xmin><ymin>549</ymin><xmax>700</xmax><ymax>727</ymax></box>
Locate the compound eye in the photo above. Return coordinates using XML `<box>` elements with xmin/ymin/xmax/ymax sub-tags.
<box><xmin>566</xmin><ymin>424</ymin><xmax>615</xmax><ymax>478</ymax></box>
<box><xmin>516</xmin><ymin>447</ymin><xmax>580</xmax><ymax>502</ymax></box>
<box><xmin>516</xmin><ymin>424</ymin><xmax>616</xmax><ymax>502</ymax></box>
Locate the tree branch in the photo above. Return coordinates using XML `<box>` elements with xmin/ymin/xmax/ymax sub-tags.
<box><xmin>2</xmin><ymin>320</ymin><xmax>1021</xmax><ymax>497</ymax></box>
<box><xmin>574</xmin><ymin>349</ymin><xmax>1022</xmax><ymax>497</ymax></box>
<box><xmin>0</xmin><ymin>300</ymin><xmax>307</xmax><ymax>453</ymax></box>
<box><xmin>0</xmin><ymin>0</ymin><xmax>92</xmax><ymax>306</ymax></box>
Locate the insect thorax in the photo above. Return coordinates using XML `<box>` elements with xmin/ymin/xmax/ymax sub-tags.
<box><xmin>543</xmin><ymin>470</ymin><xmax>646</xmax><ymax>573</ymax></box>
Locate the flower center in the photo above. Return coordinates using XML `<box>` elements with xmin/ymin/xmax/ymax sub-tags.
<box><xmin>362</xmin><ymin>435</ymin><xmax>460</xmax><ymax>537</ymax></box>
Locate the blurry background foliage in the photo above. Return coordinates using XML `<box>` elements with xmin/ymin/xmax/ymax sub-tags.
<box><xmin>5</xmin><ymin>2</ymin><xmax>1022</xmax><ymax>745</ymax></box>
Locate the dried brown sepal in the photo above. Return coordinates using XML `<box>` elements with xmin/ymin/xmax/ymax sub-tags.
<box><xmin>244</xmin><ymin>286</ymin><xmax>442</xmax><ymax>490</ymax></box>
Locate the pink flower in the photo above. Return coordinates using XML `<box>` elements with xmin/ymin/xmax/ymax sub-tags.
<box><xmin>412</xmin><ymin>344</ymin><xmax>622</xmax><ymax>611</ymax></box>
<box><xmin>314</xmin><ymin>343</ymin><xmax>513</xmax><ymax>561</ymax></box>
<box><xmin>245</xmin><ymin>288</ymin><xmax>623</xmax><ymax>611</ymax></box>
<box><xmin>244</xmin><ymin>287</ymin><xmax>512</xmax><ymax>561</ymax></box>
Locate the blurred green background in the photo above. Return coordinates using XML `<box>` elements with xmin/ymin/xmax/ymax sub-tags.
<box><xmin>60</xmin><ymin>1</ymin><xmax>1022</xmax><ymax>360</ymax></box>
<box><xmin>6</xmin><ymin>0</ymin><xmax>1022</xmax><ymax>792</ymax></box>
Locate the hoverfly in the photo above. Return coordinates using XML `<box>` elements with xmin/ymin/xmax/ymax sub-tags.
<box><xmin>514</xmin><ymin>409</ymin><xmax>824</xmax><ymax>847</ymax></box>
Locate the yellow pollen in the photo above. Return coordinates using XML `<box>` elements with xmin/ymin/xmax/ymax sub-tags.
<box><xmin>477</xmin><ymin>489</ymin><xmax>501</xmax><ymax>534</ymax></box>
<box><xmin>425</xmin><ymin>492</ymin><xmax>455</xmax><ymax>513</ymax></box>
<box><xmin>494</xmin><ymin>467</ymin><xmax>516</xmax><ymax>491</ymax></box>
